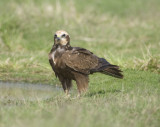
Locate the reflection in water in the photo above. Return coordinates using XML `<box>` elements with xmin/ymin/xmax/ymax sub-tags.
<box><xmin>0</xmin><ymin>82</ymin><xmax>62</xmax><ymax>101</ymax></box>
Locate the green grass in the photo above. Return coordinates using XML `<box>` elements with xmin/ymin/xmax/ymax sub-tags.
<box><xmin>0</xmin><ymin>70</ymin><xmax>160</xmax><ymax>127</ymax></box>
<box><xmin>0</xmin><ymin>0</ymin><xmax>160</xmax><ymax>127</ymax></box>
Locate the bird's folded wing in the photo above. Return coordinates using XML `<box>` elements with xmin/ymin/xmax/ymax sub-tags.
<box><xmin>62</xmin><ymin>48</ymin><xmax>99</xmax><ymax>74</ymax></box>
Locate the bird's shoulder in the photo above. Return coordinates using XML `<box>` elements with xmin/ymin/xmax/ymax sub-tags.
<box><xmin>62</xmin><ymin>47</ymin><xmax>96</xmax><ymax>60</ymax></box>
<box><xmin>71</xmin><ymin>47</ymin><xmax>93</xmax><ymax>55</ymax></box>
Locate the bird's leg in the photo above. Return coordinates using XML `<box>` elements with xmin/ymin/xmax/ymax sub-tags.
<box><xmin>64</xmin><ymin>89</ymin><xmax>69</xmax><ymax>95</ymax></box>
<box><xmin>58</xmin><ymin>77</ymin><xmax>71</xmax><ymax>98</ymax></box>
<box><xmin>62</xmin><ymin>84</ymin><xmax>70</xmax><ymax>98</ymax></box>
<box><xmin>76</xmin><ymin>79</ymin><xmax>88</xmax><ymax>97</ymax></box>
<box><xmin>76</xmin><ymin>88</ymin><xmax>87</xmax><ymax>98</ymax></box>
<box><xmin>64</xmin><ymin>89</ymin><xmax>71</xmax><ymax>97</ymax></box>
<box><xmin>62</xmin><ymin>80</ymin><xmax>73</xmax><ymax>98</ymax></box>
<box><xmin>65</xmin><ymin>79</ymin><xmax>72</xmax><ymax>98</ymax></box>
<box><xmin>77</xmin><ymin>92</ymin><xmax>81</xmax><ymax>98</ymax></box>
<box><xmin>65</xmin><ymin>90</ymin><xmax>71</xmax><ymax>98</ymax></box>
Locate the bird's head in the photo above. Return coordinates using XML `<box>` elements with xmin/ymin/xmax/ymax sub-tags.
<box><xmin>54</xmin><ymin>30</ymin><xmax>70</xmax><ymax>46</ymax></box>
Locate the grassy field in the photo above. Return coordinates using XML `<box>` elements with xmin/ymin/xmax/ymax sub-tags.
<box><xmin>0</xmin><ymin>0</ymin><xmax>160</xmax><ymax>127</ymax></box>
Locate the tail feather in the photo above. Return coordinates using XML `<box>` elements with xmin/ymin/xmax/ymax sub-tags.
<box><xmin>101</xmin><ymin>65</ymin><xmax>123</xmax><ymax>79</ymax></box>
<box><xmin>91</xmin><ymin>58</ymin><xmax>123</xmax><ymax>79</ymax></box>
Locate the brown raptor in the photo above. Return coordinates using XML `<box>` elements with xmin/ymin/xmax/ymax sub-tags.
<box><xmin>49</xmin><ymin>30</ymin><xmax>123</xmax><ymax>96</ymax></box>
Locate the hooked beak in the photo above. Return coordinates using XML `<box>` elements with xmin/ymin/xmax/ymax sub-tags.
<box><xmin>56</xmin><ymin>34</ymin><xmax>61</xmax><ymax>41</ymax></box>
<box><xmin>56</xmin><ymin>37</ymin><xmax>61</xmax><ymax>41</ymax></box>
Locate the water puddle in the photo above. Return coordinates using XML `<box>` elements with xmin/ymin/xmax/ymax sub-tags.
<box><xmin>0</xmin><ymin>81</ymin><xmax>63</xmax><ymax>102</ymax></box>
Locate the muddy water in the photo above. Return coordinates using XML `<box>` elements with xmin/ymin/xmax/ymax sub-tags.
<box><xmin>0</xmin><ymin>82</ymin><xmax>63</xmax><ymax>101</ymax></box>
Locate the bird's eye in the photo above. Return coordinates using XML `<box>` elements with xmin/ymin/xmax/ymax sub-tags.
<box><xmin>62</xmin><ymin>34</ymin><xmax>66</xmax><ymax>37</ymax></box>
<box><xmin>54</xmin><ymin>34</ymin><xmax>57</xmax><ymax>38</ymax></box>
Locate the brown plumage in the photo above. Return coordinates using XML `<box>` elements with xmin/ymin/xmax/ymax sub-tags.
<box><xmin>49</xmin><ymin>30</ymin><xmax>123</xmax><ymax>96</ymax></box>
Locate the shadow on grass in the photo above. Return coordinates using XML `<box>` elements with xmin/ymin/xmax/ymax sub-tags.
<box><xmin>86</xmin><ymin>89</ymin><xmax>121</xmax><ymax>97</ymax></box>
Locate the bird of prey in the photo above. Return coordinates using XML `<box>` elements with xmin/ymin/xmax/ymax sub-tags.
<box><xmin>49</xmin><ymin>30</ymin><xmax>123</xmax><ymax>96</ymax></box>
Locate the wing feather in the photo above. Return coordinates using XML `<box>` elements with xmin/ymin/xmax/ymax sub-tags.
<box><xmin>62</xmin><ymin>48</ymin><xmax>99</xmax><ymax>74</ymax></box>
